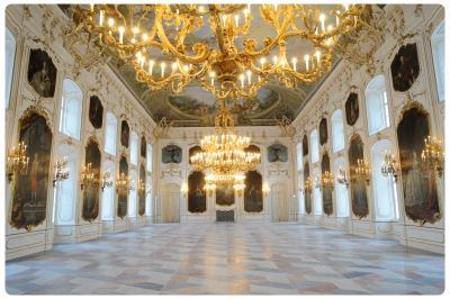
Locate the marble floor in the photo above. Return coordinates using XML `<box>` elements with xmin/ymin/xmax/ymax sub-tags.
<box><xmin>5</xmin><ymin>223</ymin><xmax>444</xmax><ymax>295</ymax></box>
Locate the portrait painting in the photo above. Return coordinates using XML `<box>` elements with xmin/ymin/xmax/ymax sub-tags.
<box><xmin>82</xmin><ymin>139</ymin><xmax>101</xmax><ymax>222</ymax></box>
<box><xmin>138</xmin><ymin>165</ymin><xmax>146</xmax><ymax>216</ymax></box>
<box><xmin>397</xmin><ymin>106</ymin><xmax>439</xmax><ymax>224</ymax></box>
<box><xmin>88</xmin><ymin>95</ymin><xmax>104</xmax><ymax>129</ymax></box>
<box><xmin>11</xmin><ymin>112</ymin><xmax>52</xmax><ymax>230</ymax></box>
<box><xmin>117</xmin><ymin>156</ymin><xmax>128</xmax><ymax>218</ymax></box>
<box><xmin>27</xmin><ymin>49</ymin><xmax>57</xmax><ymax>98</ymax></box>
<box><xmin>302</xmin><ymin>134</ymin><xmax>309</xmax><ymax>156</ymax></box>
<box><xmin>121</xmin><ymin>120</ymin><xmax>130</xmax><ymax>148</ymax></box>
<box><xmin>162</xmin><ymin>144</ymin><xmax>182</xmax><ymax>164</ymax></box>
<box><xmin>189</xmin><ymin>145</ymin><xmax>202</xmax><ymax>164</ymax></box>
<box><xmin>140</xmin><ymin>136</ymin><xmax>146</xmax><ymax>158</ymax></box>
<box><xmin>345</xmin><ymin>92</ymin><xmax>359</xmax><ymax>126</ymax></box>
<box><xmin>267</xmin><ymin>143</ymin><xmax>288</xmax><ymax>163</ymax></box>
<box><xmin>188</xmin><ymin>171</ymin><xmax>207</xmax><ymax>213</ymax></box>
<box><xmin>391</xmin><ymin>43</ymin><xmax>420</xmax><ymax>92</ymax></box>
<box><xmin>321</xmin><ymin>152</ymin><xmax>333</xmax><ymax>216</ymax></box>
<box><xmin>348</xmin><ymin>134</ymin><xmax>369</xmax><ymax>218</ymax></box>
<box><xmin>244</xmin><ymin>171</ymin><xmax>263</xmax><ymax>213</ymax></box>
<box><xmin>216</xmin><ymin>184</ymin><xmax>235</xmax><ymax>206</ymax></box>
<box><xmin>304</xmin><ymin>162</ymin><xmax>312</xmax><ymax>214</ymax></box>
<box><xmin>319</xmin><ymin>117</ymin><xmax>328</xmax><ymax>145</ymax></box>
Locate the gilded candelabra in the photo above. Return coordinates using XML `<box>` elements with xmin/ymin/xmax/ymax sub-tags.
<box><xmin>262</xmin><ymin>182</ymin><xmax>271</xmax><ymax>196</ymax></box>
<box><xmin>381</xmin><ymin>151</ymin><xmax>400</xmax><ymax>182</ymax></box>
<box><xmin>421</xmin><ymin>135</ymin><xmax>444</xmax><ymax>177</ymax></box>
<box><xmin>355</xmin><ymin>159</ymin><xmax>371</xmax><ymax>185</ymax></box>
<box><xmin>137</xmin><ymin>178</ymin><xmax>146</xmax><ymax>193</ymax></box>
<box><xmin>116</xmin><ymin>172</ymin><xmax>131</xmax><ymax>193</ymax></box>
<box><xmin>336</xmin><ymin>167</ymin><xmax>349</xmax><ymax>188</ymax></box>
<box><xmin>320</xmin><ymin>171</ymin><xmax>334</xmax><ymax>190</ymax></box>
<box><xmin>80</xmin><ymin>162</ymin><xmax>99</xmax><ymax>190</ymax></box>
<box><xmin>101</xmin><ymin>171</ymin><xmax>113</xmax><ymax>191</ymax></box>
<box><xmin>303</xmin><ymin>176</ymin><xmax>313</xmax><ymax>193</ymax></box>
<box><xmin>180</xmin><ymin>182</ymin><xmax>189</xmax><ymax>195</ymax></box>
<box><xmin>53</xmin><ymin>157</ymin><xmax>70</xmax><ymax>187</ymax></box>
<box><xmin>7</xmin><ymin>141</ymin><xmax>29</xmax><ymax>183</ymax></box>
<box><xmin>72</xmin><ymin>4</ymin><xmax>365</xmax><ymax>100</ymax></box>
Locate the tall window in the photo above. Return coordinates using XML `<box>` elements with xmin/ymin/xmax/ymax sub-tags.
<box><xmin>334</xmin><ymin>157</ymin><xmax>349</xmax><ymax>217</ymax></box>
<box><xmin>296</xmin><ymin>142</ymin><xmax>303</xmax><ymax>171</ymax></box>
<box><xmin>431</xmin><ymin>21</ymin><xmax>445</xmax><ymax>102</ymax></box>
<box><xmin>310</xmin><ymin>129</ymin><xmax>319</xmax><ymax>163</ymax></box>
<box><xmin>371</xmin><ymin>140</ymin><xmax>398</xmax><ymax>221</ymax></box>
<box><xmin>146</xmin><ymin>143</ymin><xmax>153</xmax><ymax>172</ymax></box>
<box><xmin>130</xmin><ymin>131</ymin><xmax>138</xmax><ymax>165</ymax></box>
<box><xmin>59</xmin><ymin>79</ymin><xmax>83</xmax><ymax>139</ymax></box>
<box><xmin>365</xmin><ymin>75</ymin><xmax>390</xmax><ymax>135</ymax></box>
<box><xmin>331</xmin><ymin>109</ymin><xmax>345</xmax><ymax>152</ymax></box>
<box><xmin>128</xmin><ymin>170</ymin><xmax>137</xmax><ymax>217</ymax></box>
<box><xmin>101</xmin><ymin>161</ymin><xmax>115</xmax><ymax>220</ymax></box>
<box><xmin>104</xmin><ymin>112</ymin><xmax>118</xmax><ymax>156</ymax></box>
<box><xmin>5</xmin><ymin>27</ymin><xmax>16</xmax><ymax>109</ymax></box>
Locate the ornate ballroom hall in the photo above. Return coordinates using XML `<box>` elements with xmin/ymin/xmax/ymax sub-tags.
<box><xmin>2</xmin><ymin>1</ymin><xmax>446</xmax><ymax>296</ymax></box>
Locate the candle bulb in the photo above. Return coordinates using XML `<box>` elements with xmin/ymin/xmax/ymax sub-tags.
<box><xmin>272</xmin><ymin>55</ymin><xmax>278</xmax><ymax>66</ymax></box>
<box><xmin>336</xmin><ymin>11</ymin><xmax>340</xmax><ymax>27</ymax></box>
<box><xmin>148</xmin><ymin>59</ymin><xmax>154</xmax><ymax>75</ymax></box>
<box><xmin>99</xmin><ymin>10</ymin><xmax>105</xmax><ymax>26</ymax></box>
<box><xmin>118</xmin><ymin>26</ymin><xmax>125</xmax><ymax>43</ymax></box>
<box><xmin>319</xmin><ymin>14</ymin><xmax>326</xmax><ymax>33</ymax></box>
<box><xmin>234</xmin><ymin>15</ymin><xmax>239</xmax><ymax>27</ymax></box>
<box><xmin>315</xmin><ymin>50</ymin><xmax>321</xmax><ymax>65</ymax></box>
<box><xmin>260</xmin><ymin>57</ymin><xmax>266</xmax><ymax>68</ymax></box>
<box><xmin>239</xmin><ymin>74</ymin><xmax>245</xmax><ymax>88</ymax></box>
<box><xmin>160</xmin><ymin>62</ymin><xmax>166</xmax><ymax>77</ymax></box>
<box><xmin>107</xmin><ymin>17</ymin><xmax>114</xmax><ymax>28</ymax></box>
<box><xmin>291</xmin><ymin>57</ymin><xmax>298</xmax><ymax>72</ymax></box>
<box><xmin>246</xmin><ymin>70</ymin><xmax>252</xmax><ymax>85</ymax></box>
<box><xmin>304</xmin><ymin>54</ymin><xmax>310</xmax><ymax>71</ymax></box>
<box><xmin>171</xmin><ymin>62</ymin><xmax>178</xmax><ymax>73</ymax></box>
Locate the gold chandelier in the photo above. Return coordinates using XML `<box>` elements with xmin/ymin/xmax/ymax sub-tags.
<box><xmin>191</xmin><ymin>105</ymin><xmax>260</xmax><ymax>189</ymax></box>
<box><xmin>73</xmin><ymin>4</ymin><xmax>365</xmax><ymax>99</ymax></box>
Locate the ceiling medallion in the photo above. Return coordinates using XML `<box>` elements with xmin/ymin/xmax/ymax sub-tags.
<box><xmin>73</xmin><ymin>4</ymin><xmax>365</xmax><ymax>100</ymax></box>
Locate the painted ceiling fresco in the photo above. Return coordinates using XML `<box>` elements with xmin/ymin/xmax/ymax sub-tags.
<box><xmin>60</xmin><ymin>4</ymin><xmax>341</xmax><ymax>127</ymax></box>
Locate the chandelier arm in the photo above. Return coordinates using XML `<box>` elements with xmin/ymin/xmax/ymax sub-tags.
<box><xmin>154</xmin><ymin>6</ymin><xmax>211</xmax><ymax>64</ymax></box>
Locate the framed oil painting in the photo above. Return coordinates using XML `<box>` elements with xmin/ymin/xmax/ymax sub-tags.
<box><xmin>88</xmin><ymin>95</ymin><xmax>104</xmax><ymax>129</ymax></box>
<box><xmin>216</xmin><ymin>184</ymin><xmax>235</xmax><ymax>206</ymax></box>
<box><xmin>267</xmin><ymin>143</ymin><xmax>288</xmax><ymax>163</ymax></box>
<box><xmin>27</xmin><ymin>49</ymin><xmax>57</xmax><ymax>98</ymax></box>
<box><xmin>302</xmin><ymin>134</ymin><xmax>309</xmax><ymax>156</ymax></box>
<box><xmin>321</xmin><ymin>152</ymin><xmax>333</xmax><ymax>216</ymax></box>
<box><xmin>391</xmin><ymin>43</ymin><xmax>420</xmax><ymax>92</ymax></box>
<box><xmin>120</xmin><ymin>120</ymin><xmax>130</xmax><ymax>148</ymax></box>
<box><xmin>82</xmin><ymin>139</ymin><xmax>101</xmax><ymax>222</ymax></box>
<box><xmin>188</xmin><ymin>171</ymin><xmax>207</xmax><ymax>213</ymax></box>
<box><xmin>189</xmin><ymin>145</ymin><xmax>202</xmax><ymax>164</ymax></box>
<box><xmin>348</xmin><ymin>134</ymin><xmax>369</xmax><ymax>218</ymax></box>
<box><xmin>162</xmin><ymin>144</ymin><xmax>182</xmax><ymax>164</ymax></box>
<box><xmin>319</xmin><ymin>117</ymin><xmax>328</xmax><ymax>145</ymax></box>
<box><xmin>140</xmin><ymin>136</ymin><xmax>146</xmax><ymax>158</ymax></box>
<box><xmin>138</xmin><ymin>164</ymin><xmax>146</xmax><ymax>216</ymax></box>
<box><xmin>11</xmin><ymin>112</ymin><xmax>52</xmax><ymax>230</ymax></box>
<box><xmin>397</xmin><ymin>106</ymin><xmax>439</xmax><ymax>224</ymax></box>
<box><xmin>244</xmin><ymin>171</ymin><xmax>263</xmax><ymax>213</ymax></box>
<box><xmin>345</xmin><ymin>92</ymin><xmax>359</xmax><ymax>126</ymax></box>
<box><xmin>304</xmin><ymin>162</ymin><xmax>312</xmax><ymax>214</ymax></box>
<box><xmin>117</xmin><ymin>156</ymin><xmax>128</xmax><ymax>218</ymax></box>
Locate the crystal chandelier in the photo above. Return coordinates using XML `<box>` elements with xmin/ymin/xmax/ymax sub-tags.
<box><xmin>73</xmin><ymin>4</ymin><xmax>365</xmax><ymax>99</ymax></box>
<box><xmin>355</xmin><ymin>158</ymin><xmax>371</xmax><ymax>185</ymax></box>
<box><xmin>191</xmin><ymin>105</ymin><xmax>260</xmax><ymax>189</ymax></box>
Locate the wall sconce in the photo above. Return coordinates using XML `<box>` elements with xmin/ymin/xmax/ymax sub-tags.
<box><xmin>355</xmin><ymin>159</ymin><xmax>371</xmax><ymax>185</ymax></box>
<box><xmin>205</xmin><ymin>182</ymin><xmax>216</xmax><ymax>197</ymax></box>
<box><xmin>180</xmin><ymin>182</ymin><xmax>188</xmax><ymax>195</ymax></box>
<box><xmin>116</xmin><ymin>172</ymin><xmax>130</xmax><ymax>193</ymax></box>
<box><xmin>137</xmin><ymin>178</ymin><xmax>146</xmax><ymax>193</ymax></box>
<box><xmin>421</xmin><ymin>135</ymin><xmax>444</xmax><ymax>177</ymax></box>
<box><xmin>336</xmin><ymin>167</ymin><xmax>349</xmax><ymax>188</ymax></box>
<box><xmin>101</xmin><ymin>171</ymin><xmax>113</xmax><ymax>191</ymax></box>
<box><xmin>262</xmin><ymin>182</ymin><xmax>271</xmax><ymax>196</ymax></box>
<box><xmin>233</xmin><ymin>182</ymin><xmax>245</xmax><ymax>196</ymax></box>
<box><xmin>314</xmin><ymin>175</ymin><xmax>321</xmax><ymax>189</ymax></box>
<box><xmin>381</xmin><ymin>151</ymin><xmax>400</xmax><ymax>182</ymax></box>
<box><xmin>80</xmin><ymin>162</ymin><xmax>98</xmax><ymax>190</ymax></box>
<box><xmin>320</xmin><ymin>171</ymin><xmax>334</xmax><ymax>190</ymax></box>
<box><xmin>53</xmin><ymin>157</ymin><xmax>70</xmax><ymax>187</ymax></box>
<box><xmin>7</xmin><ymin>141</ymin><xmax>29</xmax><ymax>183</ymax></box>
<box><xmin>303</xmin><ymin>176</ymin><xmax>312</xmax><ymax>193</ymax></box>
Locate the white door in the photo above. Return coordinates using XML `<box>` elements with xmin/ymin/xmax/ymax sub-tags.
<box><xmin>162</xmin><ymin>183</ymin><xmax>180</xmax><ymax>223</ymax></box>
<box><xmin>271</xmin><ymin>183</ymin><xmax>288</xmax><ymax>222</ymax></box>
